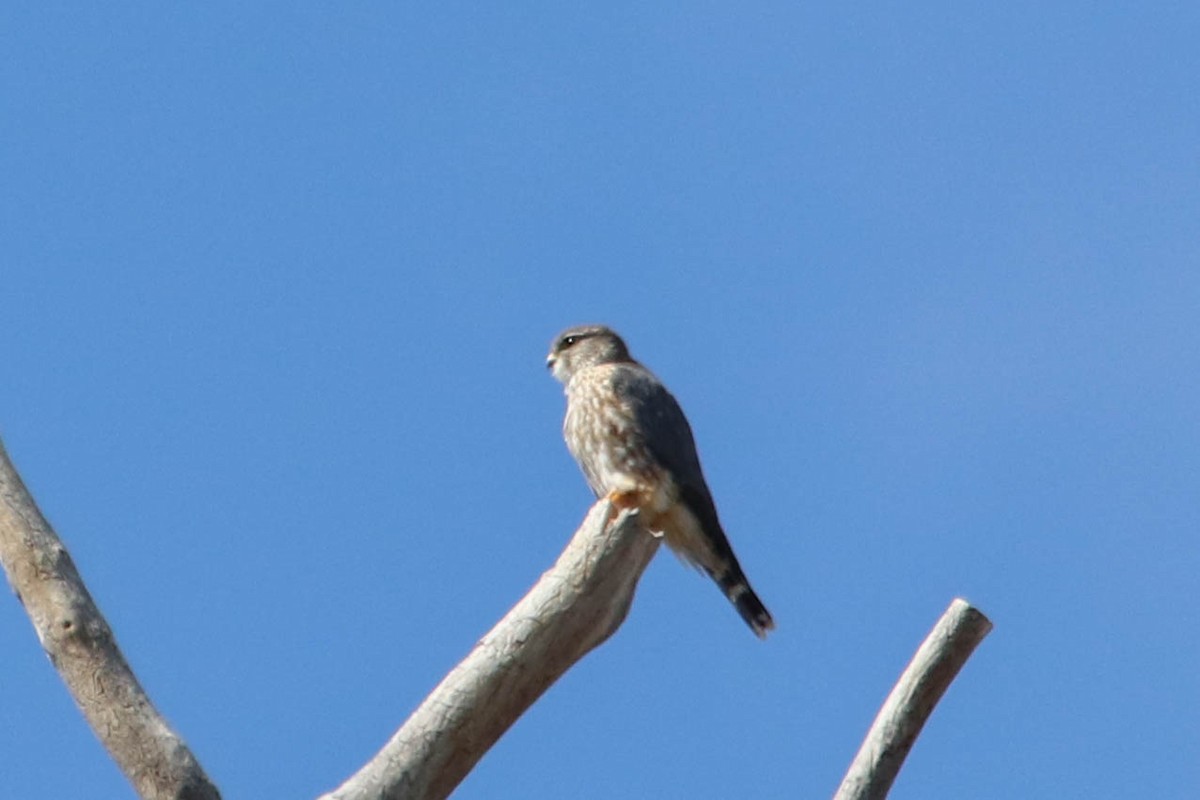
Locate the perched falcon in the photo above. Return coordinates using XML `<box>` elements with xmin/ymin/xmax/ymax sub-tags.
<box><xmin>547</xmin><ymin>324</ymin><xmax>775</xmax><ymax>638</ymax></box>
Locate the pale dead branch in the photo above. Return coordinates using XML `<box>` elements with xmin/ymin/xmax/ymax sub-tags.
<box><xmin>834</xmin><ymin>598</ymin><xmax>993</xmax><ymax>800</ymax></box>
<box><xmin>0</xmin><ymin>438</ymin><xmax>220</xmax><ymax>800</ymax></box>
<box><xmin>3</xmin><ymin>431</ymin><xmax>991</xmax><ymax>800</ymax></box>
<box><xmin>318</xmin><ymin>501</ymin><xmax>660</xmax><ymax>800</ymax></box>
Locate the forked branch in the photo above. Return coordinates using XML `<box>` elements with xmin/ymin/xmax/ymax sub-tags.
<box><xmin>3</xmin><ymin>431</ymin><xmax>990</xmax><ymax>800</ymax></box>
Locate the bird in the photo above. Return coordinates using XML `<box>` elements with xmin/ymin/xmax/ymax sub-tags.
<box><xmin>546</xmin><ymin>324</ymin><xmax>775</xmax><ymax>638</ymax></box>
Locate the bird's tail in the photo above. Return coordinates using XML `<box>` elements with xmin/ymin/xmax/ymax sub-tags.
<box><xmin>713</xmin><ymin>566</ymin><xmax>775</xmax><ymax>639</ymax></box>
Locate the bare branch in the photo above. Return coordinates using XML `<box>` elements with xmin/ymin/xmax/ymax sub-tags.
<box><xmin>834</xmin><ymin>597</ymin><xmax>992</xmax><ymax>800</ymax></box>
<box><xmin>6</xmin><ymin>426</ymin><xmax>990</xmax><ymax>800</ymax></box>
<box><xmin>320</xmin><ymin>501</ymin><xmax>661</xmax><ymax>800</ymax></box>
<box><xmin>0</xmin><ymin>438</ymin><xmax>220</xmax><ymax>800</ymax></box>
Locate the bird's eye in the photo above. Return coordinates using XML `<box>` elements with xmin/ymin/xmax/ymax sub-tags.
<box><xmin>561</xmin><ymin>335</ymin><xmax>579</xmax><ymax>348</ymax></box>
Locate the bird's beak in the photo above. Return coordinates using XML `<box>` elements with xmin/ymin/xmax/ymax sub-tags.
<box><xmin>545</xmin><ymin>354</ymin><xmax>557</xmax><ymax>370</ymax></box>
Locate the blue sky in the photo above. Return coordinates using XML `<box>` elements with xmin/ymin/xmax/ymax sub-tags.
<box><xmin>2</xmin><ymin>5</ymin><xmax>1197</xmax><ymax>798</ymax></box>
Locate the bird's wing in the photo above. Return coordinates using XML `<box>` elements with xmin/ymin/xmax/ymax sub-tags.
<box><xmin>614</xmin><ymin>363</ymin><xmax>740</xmax><ymax>564</ymax></box>
<box><xmin>613</xmin><ymin>364</ymin><xmax>774</xmax><ymax>638</ymax></box>
<box><xmin>613</xmin><ymin>365</ymin><xmax>721</xmax><ymax>517</ymax></box>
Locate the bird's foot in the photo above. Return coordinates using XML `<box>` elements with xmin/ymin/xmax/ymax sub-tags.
<box><xmin>603</xmin><ymin>489</ymin><xmax>644</xmax><ymax>524</ymax></box>
<box><xmin>606</xmin><ymin>488</ymin><xmax>644</xmax><ymax>510</ymax></box>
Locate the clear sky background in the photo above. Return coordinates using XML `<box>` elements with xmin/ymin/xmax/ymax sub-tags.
<box><xmin>2</xmin><ymin>5</ymin><xmax>1197</xmax><ymax>799</ymax></box>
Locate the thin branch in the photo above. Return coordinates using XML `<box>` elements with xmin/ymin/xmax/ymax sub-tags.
<box><xmin>319</xmin><ymin>501</ymin><xmax>661</xmax><ymax>800</ymax></box>
<box><xmin>834</xmin><ymin>597</ymin><xmax>993</xmax><ymax>800</ymax></box>
<box><xmin>0</xmin><ymin>438</ymin><xmax>220</xmax><ymax>800</ymax></box>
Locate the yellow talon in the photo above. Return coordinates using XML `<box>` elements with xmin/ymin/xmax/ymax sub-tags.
<box><xmin>606</xmin><ymin>489</ymin><xmax>642</xmax><ymax>512</ymax></box>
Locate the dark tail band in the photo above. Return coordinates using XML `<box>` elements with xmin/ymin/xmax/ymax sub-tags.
<box><xmin>714</xmin><ymin>567</ymin><xmax>775</xmax><ymax>639</ymax></box>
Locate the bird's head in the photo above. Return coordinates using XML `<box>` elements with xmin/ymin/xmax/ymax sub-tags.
<box><xmin>546</xmin><ymin>324</ymin><xmax>632</xmax><ymax>384</ymax></box>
